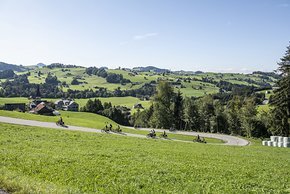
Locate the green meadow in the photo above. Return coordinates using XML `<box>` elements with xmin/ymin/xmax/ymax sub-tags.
<box><xmin>1</xmin><ymin>123</ymin><xmax>289</xmax><ymax>193</ymax></box>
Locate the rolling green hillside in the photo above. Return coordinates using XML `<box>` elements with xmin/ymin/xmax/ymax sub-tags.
<box><xmin>19</xmin><ymin>66</ymin><xmax>277</xmax><ymax>98</ymax></box>
<box><xmin>1</xmin><ymin>123</ymin><xmax>289</xmax><ymax>193</ymax></box>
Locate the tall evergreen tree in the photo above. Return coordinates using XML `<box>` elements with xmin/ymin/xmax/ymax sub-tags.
<box><xmin>226</xmin><ymin>96</ymin><xmax>243</xmax><ymax>135</ymax></box>
<box><xmin>183</xmin><ymin>97</ymin><xmax>200</xmax><ymax>131</ymax></box>
<box><xmin>270</xmin><ymin>42</ymin><xmax>290</xmax><ymax>136</ymax></box>
<box><xmin>36</xmin><ymin>85</ymin><xmax>41</xmax><ymax>98</ymax></box>
<box><xmin>240</xmin><ymin>98</ymin><xmax>257</xmax><ymax>137</ymax></box>
<box><xmin>212</xmin><ymin>100</ymin><xmax>228</xmax><ymax>134</ymax></box>
<box><xmin>173</xmin><ymin>90</ymin><xmax>184</xmax><ymax>130</ymax></box>
<box><xmin>150</xmin><ymin>81</ymin><xmax>174</xmax><ymax>129</ymax></box>
<box><xmin>198</xmin><ymin>95</ymin><xmax>215</xmax><ymax>132</ymax></box>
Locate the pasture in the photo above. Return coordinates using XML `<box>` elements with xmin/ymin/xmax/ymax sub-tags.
<box><xmin>0</xmin><ymin>123</ymin><xmax>289</xmax><ymax>193</ymax></box>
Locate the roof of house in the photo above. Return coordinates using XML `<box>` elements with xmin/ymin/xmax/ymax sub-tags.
<box><xmin>54</xmin><ymin>100</ymin><xmax>64</xmax><ymax>104</ymax></box>
<box><xmin>34</xmin><ymin>102</ymin><xmax>46</xmax><ymax>112</ymax></box>
<box><xmin>34</xmin><ymin>102</ymin><xmax>53</xmax><ymax>112</ymax></box>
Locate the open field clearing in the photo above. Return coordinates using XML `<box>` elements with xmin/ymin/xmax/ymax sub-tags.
<box><xmin>0</xmin><ymin>123</ymin><xmax>289</xmax><ymax>193</ymax></box>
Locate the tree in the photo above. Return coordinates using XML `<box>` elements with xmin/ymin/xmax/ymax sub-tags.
<box><xmin>183</xmin><ymin>97</ymin><xmax>200</xmax><ymax>131</ymax></box>
<box><xmin>71</xmin><ymin>78</ymin><xmax>80</xmax><ymax>85</ymax></box>
<box><xmin>0</xmin><ymin>69</ymin><xmax>15</xmax><ymax>79</ymax></box>
<box><xmin>93</xmin><ymin>98</ymin><xmax>104</xmax><ymax>113</ymax></box>
<box><xmin>226</xmin><ymin>96</ymin><xmax>243</xmax><ymax>135</ymax></box>
<box><xmin>270</xmin><ymin>42</ymin><xmax>290</xmax><ymax>136</ymax></box>
<box><xmin>212</xmin><ymin>100</ymin><xmax>228</xmax><ymax>134</ymax></box>
<box><xmin>36</xmin><ymin>85</ymin><xmax>41</xmax><ymax>98</ymax></box>
<box><xmin>173</xmin><ymin>90</ymin><xmax>184</xmax><ymax>130</ymax></box>
<box><xmin>103</xmin><ymin>102</ymin><xmax>112</xmax><ymax>109</ymax></box>
<box><xmin>131</xmin><ymin>104</ymin><xmax>154</xmax><ymax>128</ymax></box>
<box><xmin>198</xmin><ymin>95</ymin><xmax>215</xmax><ymax>132</ymax></box>
<box><xmin>83</xmin><ymin>99</ymin><xmax>95</xmax><ymax>112</ymax></box>
<box><xmin>150</xmin><ymin>81</ymin><xmax>174</xmax><ymax>129</ymax></box>
<box><xmin>83</xmin><ymin>98</ymin><xmax>103</xmax><ymax>113</ymax></box>
<box><xmin>240</xmin><ymin>98</ymin><xmax>257</xmax><ymax>137</ymax></box>
<box><xmin>45</xmin><ymin>74</ymin><xmax>60</xmax><ymax>85</ymax></box>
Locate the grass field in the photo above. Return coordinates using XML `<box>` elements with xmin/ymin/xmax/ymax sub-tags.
<box><xmin>257</xmin><ymin>104</ymin><xmax>270</xmax><ymax>113</ymax></box>
<box><xmin>0</xmin><ymin>123</ymin><xmax>289</xmax><ymax>193</ymax></box>
<box><xmin>0</xmin><ymin>110</ymin><xmax>222</xmax><ymax>144</ymax></box>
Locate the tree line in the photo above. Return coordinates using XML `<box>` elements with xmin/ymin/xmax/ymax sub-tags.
<box><xmin>85</xmin><ymin>67</ymin><xmax>131</xmax><ymax>84</ymax></box>
<box><xmin>131</xmin><ymin>43</ymin><xmax>290</xmax><ymax>138</ymax></box>
<box><xmin>80</xmin><ymin>98</ymin><xmax>130</xmax><ymax>125</ymax></box>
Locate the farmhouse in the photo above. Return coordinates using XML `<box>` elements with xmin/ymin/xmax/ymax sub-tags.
<box><xmin>29</xmin><ymin>99</ymin><xmax>48</xmax><ymax>109</ymax></box>
<box><xmin>4</xmin><ymin>103</ymin><xmax>26</xmax><ymax>112</ymax></box>
<box><xmin>64</xmin><ymin>101</ymin><xmax>79</xmax><ymax>111</ymax></box>
<box><xmin>30</xmin><ymin>102</ymin><xmax>54</xmax><ymax>116</ymax></box>
<box><xmin>54</xmin><ymin>99</ymin><xmax>79</xmax><ymax>111</ymax></box>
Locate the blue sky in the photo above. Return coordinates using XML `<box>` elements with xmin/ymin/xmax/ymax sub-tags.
<box><xmin>0</xmin><ymin>0</ymin><xmax>289</xmax><ymax>72</ymax></box>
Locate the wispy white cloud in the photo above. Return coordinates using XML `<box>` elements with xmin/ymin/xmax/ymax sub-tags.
<box><xmin>133</xmin><ymin>32</ymin><xmax>158</xmax><ymax>40</ymax></box>
<box><xmin>119</xmin><ymin>32</ymin><xmax>158</xmax><ymax>46</ymax></box>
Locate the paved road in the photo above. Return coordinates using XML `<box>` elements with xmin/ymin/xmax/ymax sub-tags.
<box><xmin>0</xmin><ymin>189</ymin><xmax>8</xmax><ymax>194</ymax></box>
<box><xmin>0</xmin><ymin>116</ymin><xmax>249</xmax><ymax>146</ymax></box>
<box><xmin>132</xmin><ymin>127</ymin><xmax>249</xmax><ymax>146</ymax></box>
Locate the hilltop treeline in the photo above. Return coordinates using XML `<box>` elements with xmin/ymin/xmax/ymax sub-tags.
<box><xmin>86</xmin><ymin>67</ymin><xmax>131</xmax><ymax>84</ymax></box>
<box><xmin>46</xmin><ymin>63</ymin><xmax>82</xmax><ymax>69</ymax></box>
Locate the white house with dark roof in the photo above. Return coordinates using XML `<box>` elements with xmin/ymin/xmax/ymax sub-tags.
<box><xmin>54</xmin><ymin>99</ymin><xmax>79</xmax><ymax>112</ymax></box>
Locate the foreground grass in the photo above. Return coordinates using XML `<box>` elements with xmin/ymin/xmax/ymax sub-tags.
<box><xmin>0</xmin><ymin>110</ymin><xmax>222</xmax><ymax>144</ymax></box>
<box><xmin>0</xmin><ymin>123</ymin><xmax>289</xmax><ymax>193</ymax></box>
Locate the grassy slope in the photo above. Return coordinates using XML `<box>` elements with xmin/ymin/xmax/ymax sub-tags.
<box><xmin>1</xmin><ymin>123</ymin><xmax>289</xmax><ymax>193</ymax></box>
<box><xmin>25</xmin><ymin>67</ymin><xmax>277</xmax><ymax>97</ymax></box>
<box><xmin>0</xmin><ymin>110</ymin><xmax>222</xmax><ymax>144</ymax></box>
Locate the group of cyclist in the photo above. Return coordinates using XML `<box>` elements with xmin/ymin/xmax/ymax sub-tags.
<box><xmin>57</xmin><ymin>117</ymin><xmax>205</xmax><ymax>143</ymax></box>
<box><xmin>103</xmin><ymin>123</ymin><xmax>121</xmax><ymax>133</ymax></box>
<box><xmin>147</xmin><ymin>129</ymin><xmax>168</xmax><ymax>138</ymax></box>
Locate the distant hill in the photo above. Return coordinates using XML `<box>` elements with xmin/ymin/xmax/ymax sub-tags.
<box><xmin>36</xmin><ymin>63</ymin><xmax>46</xmax><ymax>68</ymax></box>
<box><xmin>133</xmin><ymin>66</ymin><xmax>170</xmax><ymax>73</ymax></box>
<box><xmin>0</xmin><ymin>62</ymin><xmax>27</xmax><ymax>72</ymax></box>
